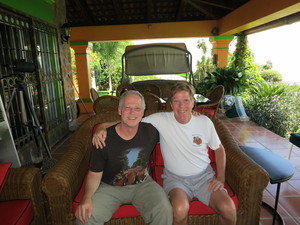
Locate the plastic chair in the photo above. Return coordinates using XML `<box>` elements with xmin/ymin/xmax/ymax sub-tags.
<box><xmin>90</xmin><ymin>88</ymin><xmax>99</xmax><ymax>101</ymax></box>
<box><xmin>194</xmin><ymin>85</ymin><xmax>225</xmax><ymax>116</ymax></box>
<box><xmin>143</xmin><ymin>92</ymin><xmax>162</xmax><ymax>111</ymax></box>
<box><xmin>116</xmin><ymin>84</ymin><xmax>136</xmax><ymax>97</ymax></box>
<box><xmin>93</xmin><ymin>95</ymin><xmax>120</xmax><ymax>114</ymax></box>
<box><xmin>141</xmin><ymin>84</ymin><xmax>161</xmax><ymax>97</ymax></box>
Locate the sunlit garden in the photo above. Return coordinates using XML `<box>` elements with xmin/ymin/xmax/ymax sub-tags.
<box><xmin>71</xmin><ymin>34</ymin><xmax>300</xmax><ymax>139</ymax></box>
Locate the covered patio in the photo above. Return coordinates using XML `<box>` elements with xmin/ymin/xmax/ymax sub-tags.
<box><xmin>0</xmin><ymin>0</ymin><xmax>300</xmax><ymax>224</ymax></box>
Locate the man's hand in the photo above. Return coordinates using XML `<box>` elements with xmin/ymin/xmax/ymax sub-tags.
<box><xmin>92</xmin><ymin>121</ymin><xmax>119</xmax><ymax>149</ymax></box>
<box><xmin>192</xmin><ymin>110</ymin><xmax>202</xmax><ymax>116</ymax></box>
<box><xmin>75</xmin><ymin>198</ymin><xmax>93</xmax><ymax>224</ymax></box>
<box><xmin>208</xmin><ymin>178</ymin><xmax>224</xmax><ymax>192</ymax></box>
<box><xmin>92</xmin><ymin>127</ymin><xmax>107</xmax><ymax>149</ymax></box>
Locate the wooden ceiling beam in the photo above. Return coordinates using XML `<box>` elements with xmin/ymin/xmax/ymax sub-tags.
<box><xmin>70</xmin><ymin>20</ymin><xmax>217</xmax><ymax>42</ymax></box>
<box><xmin>185</xmin><ymin>0</ymin><xmax>216</xmax><ymax>19</ymax></box>
<box><xmin>218</xmin><ymin>0</ymin><xmax>300</xmax><ymax>35</ymax></box>
<box><xmin>193</xmin><ymin>0</ymin><xmax>234</xmax><ymax>11</ymax></box>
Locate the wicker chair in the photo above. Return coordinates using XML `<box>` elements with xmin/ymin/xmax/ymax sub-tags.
<box><xmin>195</xmin><ymin>85</ymin><xmax>225</xmax><ymax>116</ymax></box>
<box><xmin>42</xmin><ymin>110</ymin><xmax>269</xmax><ymax>225</ymax></box>
<box><xmin>116</xmin><ymin>83</ymin><xmax>136</xmax><ymax>97</ymax></box>
<box><xmin>90</xmin><ymin>88</ymin><xmax>99</xmax><ymax>101</ymax></box>
<box><xmin>93</xmin><ymin>95</ymin><xmax>120</xmax><ymax>114</ymax></box>
<box><xmin>141</xmin><ymin>83</ymin><xmax>161</xmax><ymax>97</ymax></box>
<box><xmin>160</xmin><ymin>82</ymin><xmax>174</xmax><ymax>99</ymax></box>
<box><xmin>164</xmin><ymin>97</ymin><xmax>172</xmax><ymax>111</ymax></box>
<box><xmin>0</xmin><ymin>167</ymin><xmax>46</xmax><ymax>225</ymax></box>
<box><xmin>143</xmin><ymin>92</ymin><xmax>162</xmax><ymax>111</ymax></box>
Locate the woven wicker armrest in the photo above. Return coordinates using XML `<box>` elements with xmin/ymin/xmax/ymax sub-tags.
<box><xmin>210</xmin><ymin>115</ymin><xmax>269</xmax><ymax>224</ymax></box>
<box><xmin>0</xmin><ymin>167</ymin><xmax>46</xmax><ymax>225</ymax></box>
<box><xmin>42</xmin><ymin>113</ymin><xmax>121</xmax><ymax>225</ymax></box>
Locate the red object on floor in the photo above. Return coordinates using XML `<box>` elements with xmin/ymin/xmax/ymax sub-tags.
<box><xmin>73</xmin><ymin>144</ymin><xmax>238</xmax><ymax>218</ymax></box>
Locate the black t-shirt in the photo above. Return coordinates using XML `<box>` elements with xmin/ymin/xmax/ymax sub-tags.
<box><xmin>90</xmin><ymin>122</ymin><xmax>159</xmax><ymax>186</ymax></box>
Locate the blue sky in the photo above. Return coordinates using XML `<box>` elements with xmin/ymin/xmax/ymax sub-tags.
<box><xmin>133</xmin><ymin>21</ymin><xmax>300</xmax><ymax>83</ymax></box>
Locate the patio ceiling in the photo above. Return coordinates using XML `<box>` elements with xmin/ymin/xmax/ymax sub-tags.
<box><xmin>66</xmin><ymin>0</ymin><xmax>300</xmax><ymax>41</ymax></box>
<box><xmin>66</xmin><ymin>0</ymin><xmax>249</xmax><ymax>27</ymax></box>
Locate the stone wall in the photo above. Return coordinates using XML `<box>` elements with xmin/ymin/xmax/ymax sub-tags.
<box><xmin>53</xmin><ymin>0</ymin><xmax>78</xmax><ymax>122</ymax></box>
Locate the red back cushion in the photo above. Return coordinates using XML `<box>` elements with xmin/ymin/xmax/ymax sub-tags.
<box><xmin>207</xmin><ymin>146</ymin><xmax>215</xmax><ymax>163</ymax></box>
<box><xmin>153</xmin><ymin>144</ymin><xmax>164</xmax><ymax>166</ymax></box>
<box><xmin>0</xmin><ymin>162</ymin><xmax>12</xmax><ymax>193</ymax></box>
<box><xmin>93</xmin><ymin>124</ymin><xmax>100</xmax><ymax>135</ymax></box>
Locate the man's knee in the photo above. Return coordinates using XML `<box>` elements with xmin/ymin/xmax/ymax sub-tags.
<box><xmin>172</xmin><ymin>199</ymin><xmax>190</xmax><ymax>222</ymax></box>
<box><xmin>215</xmin><ymin>199</ymin><xmax>237</xmax><ymax>224</ymax></box>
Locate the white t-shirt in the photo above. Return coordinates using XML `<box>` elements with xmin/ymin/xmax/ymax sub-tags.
<box><xmin>142</xmin><ymin>112</ymin><xmax>221</xmax><ymax>176</ymax></box>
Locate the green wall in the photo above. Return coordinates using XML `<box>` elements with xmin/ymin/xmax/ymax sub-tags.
<box><xmin>0</xmin><ymin>0</ymin><xmax>55</xmax><ymax>24</ymax></box>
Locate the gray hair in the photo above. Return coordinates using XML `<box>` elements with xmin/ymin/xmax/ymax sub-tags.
<box><xmin>119</xmin><ymin>90</ymin><xmax>146</xmax><ymax>110</ymax></box>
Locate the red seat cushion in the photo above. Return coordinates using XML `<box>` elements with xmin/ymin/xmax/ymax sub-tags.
<box><xmin>73</xmin><ymin>144</ymin><xmax>238</xmax><ymax>218</ymax></box>
<box><xmin>0</xmin><ymin>162</ymin><xmax>12</xmax><ymax>193</ymax></box>
<box><xmin>0</xmin><ymin>200</ymin><xmax>34</xmax><ymax>225</ymax></box>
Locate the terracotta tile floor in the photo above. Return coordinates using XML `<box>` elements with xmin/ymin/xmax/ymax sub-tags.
<box><xmin>218</xmin><ymin>114</ymin><xmax>300</xmax><ymax>225</ymax></box>
<box><xmin>51</xmin><ymin>112</ymin><xmax>300</xmax><ymax>225</ymax></box>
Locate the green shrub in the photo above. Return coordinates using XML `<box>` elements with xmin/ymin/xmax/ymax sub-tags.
<box><xmin>260</xmin><ymin>69</ymin><xmax>282</xmax><ymax>82</ymax></box>
<box><xmin>245</xmin><ymin>82</ymin><xmax>300</xmax><ymax>138</ymax></box>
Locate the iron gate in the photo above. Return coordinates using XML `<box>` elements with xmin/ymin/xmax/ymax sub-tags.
<box><xmin>0</xmin><ymin>6</ymin><xmax>68</xmax><ymax>165</ymax></box>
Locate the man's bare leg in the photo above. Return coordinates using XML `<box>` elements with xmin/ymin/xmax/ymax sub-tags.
<box><xmin>169</xmin><ymin>188</ymin><xmax>191</xmax><ymax>225</ymax></box>
<box><xmin>209</xmin><ymin>189</ymin><xmax>236</xmax><ymax>225</ymax></box>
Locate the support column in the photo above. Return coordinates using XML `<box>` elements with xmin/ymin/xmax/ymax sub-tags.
<box><xmin>70</xmin><ymin>41</ymin><xmax>94</xmax><ymax>113</ymax></box>
<box><xmin>209</xmin><ymin>35</ymin><xmax>234</xmax><ymax>68</ymax></box>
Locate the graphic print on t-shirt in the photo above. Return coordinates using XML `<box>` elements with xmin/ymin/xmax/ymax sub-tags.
<box><xmin>192</xmin><ymin>134</ymin><xmax>203</xmax><ymax>146</ymax></box>
<box><xmin>111</xmin><ymin>147</ymin><xmax>149</xmax><ymax>186</ymax></box>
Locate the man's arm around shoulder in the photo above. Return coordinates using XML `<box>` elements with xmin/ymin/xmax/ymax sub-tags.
<box><xmin>92</xmin><ymin>121</ymin><xmax>119</xmax><ymax>148</ymax></box>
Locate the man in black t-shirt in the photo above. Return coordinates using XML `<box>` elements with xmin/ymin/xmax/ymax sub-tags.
<box><xmin>75</xmin><ymin>90</ymin><xmax>172</xmax><ymax>225</ymax></box>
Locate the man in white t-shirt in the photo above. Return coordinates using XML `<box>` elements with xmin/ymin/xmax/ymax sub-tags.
<box><xmin>93</xmin><ymin>82</ymin><xmax>236</xmax><ymax>225</ymax></box>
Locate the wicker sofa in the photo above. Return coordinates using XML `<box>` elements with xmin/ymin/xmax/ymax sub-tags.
<box><xmin>42</xmin><ymin>110</ymin><xmax>269</xmax><ymax>225</ymax></box>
